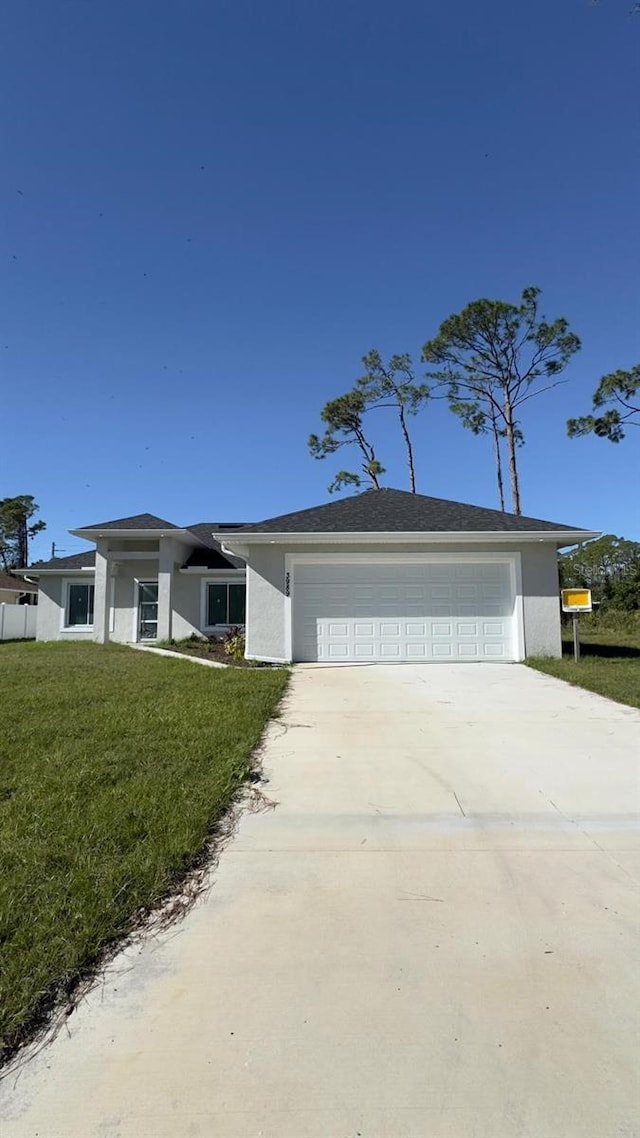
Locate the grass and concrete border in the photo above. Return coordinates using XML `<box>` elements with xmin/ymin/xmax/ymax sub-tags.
<box><xmin>0</xmin><ymin>641</ymin><xmax>288</xmax><ymax>1064</ymax></box>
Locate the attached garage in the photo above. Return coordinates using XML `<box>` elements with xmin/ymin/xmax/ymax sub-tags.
<box><xmin>214</xmin><ymin>488</ymin><xmax>597</xmax><ymax>665</ymax></box>
<box><xmin>291</xmin><ymin>556</ymin><xmax>519</xmax><ymax>662</ymax></box>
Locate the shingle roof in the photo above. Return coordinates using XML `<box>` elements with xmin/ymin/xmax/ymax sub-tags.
<box><xmin>234</xmin><ymin>488</ymin><xmax>584</xmax><ymax>535</ymax></box>
<box><xmin>183</xmin><ymin>523</ymin><xmax>247</xmax><ymax>569</ymax></box>
<box><xmin>75</xmin><ymin>513</ymin><xmax>179</xmax><ymax>531</ymax></box>
<box><xmin>29</xmin><ymin>550</ymin><xmax>96</xmax><ymax>571</ymax></box>
<box><xmin>0</xmin><ymin>571</ymin><xmax>38</xmax><ymax>592</ymax></box>
<box><xmin>24</xmin><ymin>528</ymin><xmax>247</xmax><ymax>573</ymax></box>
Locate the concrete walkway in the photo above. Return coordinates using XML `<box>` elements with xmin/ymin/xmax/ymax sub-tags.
<box><xmin>3</xmin><ymin>664</ymin><xmax>640</xmax><ymax>1138</ymax></box>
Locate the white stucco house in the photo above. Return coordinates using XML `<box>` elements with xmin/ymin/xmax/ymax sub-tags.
<box><xmin>19</xmin><ymin>489</ymin><xmax>596</xmax><ymax>663</ymax></box>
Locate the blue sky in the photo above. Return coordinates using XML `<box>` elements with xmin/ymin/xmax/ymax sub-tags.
<box><xmin>2</xmin><ymin>0</ymin><xmax>638</xmax><ymax>563</ymax></box>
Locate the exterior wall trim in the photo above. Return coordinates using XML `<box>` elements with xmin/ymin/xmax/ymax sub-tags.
<box><xmin>107</xmin><ymin>551</ymin><xmax>158</xmax><ymax>561</ymax></box>
<box><xmin>221</xmin><ymin>529</ymin><xmax>598</xmax><ymax>550</ymax></box>
<box><xmin>179</xmin><ymin>567</ymin><xmax>246</xmax><ymax>575</ymax></box>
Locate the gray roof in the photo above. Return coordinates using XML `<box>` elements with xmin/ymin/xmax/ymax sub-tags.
<box><xmin>234</xmin><ymin>488</ymin><xmax>584</xmax><ymax>535</ymax></box>
<box><xmin>0</xmin><ymin>571</ymin><xmax>38</xmax><ymax>592</ymax></box>
<box><xmin>75</xmin><ymin>513</ymin><xmax>179</xmax><ymax>531</ymax></box>
<box><xmin>30</xmin><ymin>550</ymin><xmax>96</xmax><ymax>571</ymax></box>
<box><xmin>26</xmin><ymin>525</ymin><xmax>246</xmax><ymax>573</ymax></box>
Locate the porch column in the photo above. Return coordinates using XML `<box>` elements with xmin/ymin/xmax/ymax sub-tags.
<box><xmin>93</xmin><ymin>540</ymin><xmax>111</xmax><ymax>644</ymax></box>
<box><xmin>157</xmin><ymin>537</ymin><xmax>174</xmax><ymax>642</ymax></box>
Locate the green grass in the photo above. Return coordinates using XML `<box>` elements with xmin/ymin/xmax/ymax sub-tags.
<box><xmin>0</xmin><ymin>642</ymin><xmax>288</xmax><ymax>1061</ymax></box>
<box><xmin>527</xmin><ymin>625</ymin><xmax>640</xmax><ymax>709</ymax></box>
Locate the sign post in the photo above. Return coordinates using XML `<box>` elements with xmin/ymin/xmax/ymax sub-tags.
<box><xmin>561</xmin><ymin>588</ymin><xmax>593</xmax><ymax>663</ymax></box>
<box><xmin>572</xmin><ymin>613</ymin><xmax>580</xmax><ymax>663</ymax></box>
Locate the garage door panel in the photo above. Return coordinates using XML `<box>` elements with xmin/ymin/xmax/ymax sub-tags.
<box><xmin>380</xmin><ymin>643</ymin><xmax>401</xmax><ymax>658</ymax></box>
<box><xmin>484</xmin><ymin>643</ymin><xmax>506</xmax><ymax>657</ymax></box>
<box><xmin>407</xmin><ymin>643</ymin><xmax>427</xmax><ymax>657</ymax></box>
<box><xmin>292</xmin><ymin>561</ymin><xmax>515</xmax><ymax>662</ymax></box>
<box><xmin>406</xmin><ymin>622</ymin><xmax>427</xmax><ymax>636</ymax></box>
<box><xmin>457</xmin><ymin>621</ymin><xmax>478</xmax><ymax>636</ymax></box>
<box><xmin>458</xmin><ymin>643</ymin><xmax>480</xmax><ymax>658</ymax></box>
<box><xmin>432</xmin><ymin>643</ymin><xmax>454</xmax><ymax>658</ymax></box>
<box><xmin>431</xmin><ymin>622</ymin><xmax>453</xmax><ymax>636</ymax></box>
<box><xmin>484</xmin><ymin>621</ymin><xmax>506</xmax><ymax>636</ymax></box>
<box><xmin>354</xmin><ymin>622</ymin><xmax>375</xmax><ymax>636</ymax></box>
<box><xmin>428</xmin><ymin>587</ymin><xmax>448</xmax><ymax>605</ymax></box>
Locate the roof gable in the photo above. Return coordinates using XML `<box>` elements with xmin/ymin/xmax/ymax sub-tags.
<box><xmin>233</xmin><ymin>488</ymin><xmax>584</xmax><ymax>535</ymax></box>
<box><xmin>75</xmin><ymin>513</ymin><xmax>178</xmax><ymax>532</ymax></box>
<box><xmin>29</xmin><ymin>550</ymin><xmax>96</xmax><ymax>571</ymax></box>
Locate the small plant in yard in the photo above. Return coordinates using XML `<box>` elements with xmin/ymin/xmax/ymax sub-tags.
<box><xmin>223</xmin><ymin>626</ymin><xmax>245</xmax><ymax>660</ymax></box>
<box><xmin>157</xmin><ymin>635</ymin><xmax>260</xmax><ymax>667</ymax></box>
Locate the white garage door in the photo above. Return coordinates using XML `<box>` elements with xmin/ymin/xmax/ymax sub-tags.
<box><xmin>292</xmin><ymin>560</ymin><xmax>516</xmax><ymax>662</ymax></box>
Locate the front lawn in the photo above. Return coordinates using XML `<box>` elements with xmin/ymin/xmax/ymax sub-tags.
<box><xmin>0</xmin><ymin>642</ymin><xmax>288</xmax><ymax>1062</ymax></box>
<box><xmin>527</xmin><ymin>625</ymin><xmax>640</xmax><ymax>709</ymax></box>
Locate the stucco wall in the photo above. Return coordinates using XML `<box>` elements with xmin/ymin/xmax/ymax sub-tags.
<box><xmin>245</xmin><ymin>547</ymin><xmax>288</xmax><ymax>661</ymax></box>
<box><xmin>245</xmin><ymin>541</ymin><xmax>562</xmax><ymax>662</ymax></box>
<box><xmin>36</xmin><ymin>574</ymin><xmax>95</xmax><ymax>640</ymax></box>
<box><xmin>36</xmin><ymin>564</ymin><xmax>245</xmax><ymax>644</ymax></box>
<box><xmin>112</xmin><ymin>561</ymin><xmax>158</xmax><ymax>642</ymax></box>
<box><xmin>172</xmin><ymin>572</ymin><xmax>205</xmax><ymax>640</ymax></box>
<box><xmin>520</xmin><ymin>544</ymin><xmax>562</xmax><ymax>657</ymax></box>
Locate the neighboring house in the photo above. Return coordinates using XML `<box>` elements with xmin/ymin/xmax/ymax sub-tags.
<box><xmin>17</xmin><ymin>490</ymin><xmax>596</xmax><ymax>663</ymax></box>
<box><xmin>0</xmin><ymin>571</ymin><xmax>38</xmax><ymax>605</ymax></box>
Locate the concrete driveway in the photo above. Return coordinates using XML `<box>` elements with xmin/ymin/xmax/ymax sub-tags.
<box><xmin>4</xmin><ymin>664</ymin><xmax>640</xmax><ymax>1138</ymax></box>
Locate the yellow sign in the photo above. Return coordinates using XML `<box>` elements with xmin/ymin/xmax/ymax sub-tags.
<box><xmin>561</xmin><ymin>588</ymin><xmax>592</xmax><ymax>612</ymax></box>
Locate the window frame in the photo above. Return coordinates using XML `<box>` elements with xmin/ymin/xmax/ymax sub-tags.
<box><xmin>200</xmin><ymin>576</ymin><xmax>246</xmax><ymax>632</ymax></box>
<box><xmin>61</xmin><ymin>578</ymin><xmax>96</xmax><ymax>631</ymax></box>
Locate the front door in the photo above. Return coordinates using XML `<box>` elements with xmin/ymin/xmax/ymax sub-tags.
<box><xmin>137</xmin><ymin>581</ymin><xmax>159</xmax><ymax>641</ymax></box>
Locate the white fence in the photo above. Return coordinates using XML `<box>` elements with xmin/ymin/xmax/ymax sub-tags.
<box><xmin>0</xmin><ymin>604</ymin><xmax>38</xmax><ymax>640</ymax></box>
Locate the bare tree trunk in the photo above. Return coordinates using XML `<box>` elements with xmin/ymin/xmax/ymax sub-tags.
<box><xmin>488</xmin><ymin>406</ymin><xmax>505</xmax><ymax>511</ymax></box>
<box><xmin>355</xmin><ymin>427</ymin><xmax>382</xmax><ymax>489</ymax></box>
<box><xmin>504</xmin><ymin>399</ymin><xmax>521</xmax><ymax>515</ymax></box>
<box><xmin>397</xmin><ymin>401</ymin><xmax>416</xmax><ymax>492</ymax></box>
<box><xmin>490</xmin><ymin>413</ymin><xmax>505</xmax><ymax>512</ymax></box>
<box><xmin>17</xmin><ymin>518</ymin><xmax>28</xmax><ymax>568</ymax></box>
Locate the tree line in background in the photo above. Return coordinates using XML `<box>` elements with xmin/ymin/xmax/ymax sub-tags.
<box><xmin>308</xmin><ymin>284</ymin><xmax>638</xmax><ymax>514</ymax></box>
<box><xmin>0</xmin><ymin>496</ymin><xmax>46</xmax><ymax>571</ymax></box>
<box><xmin>560</xmin><ymin>535</ymin><xmax>640</xmax><ymax>612</ymax></box>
